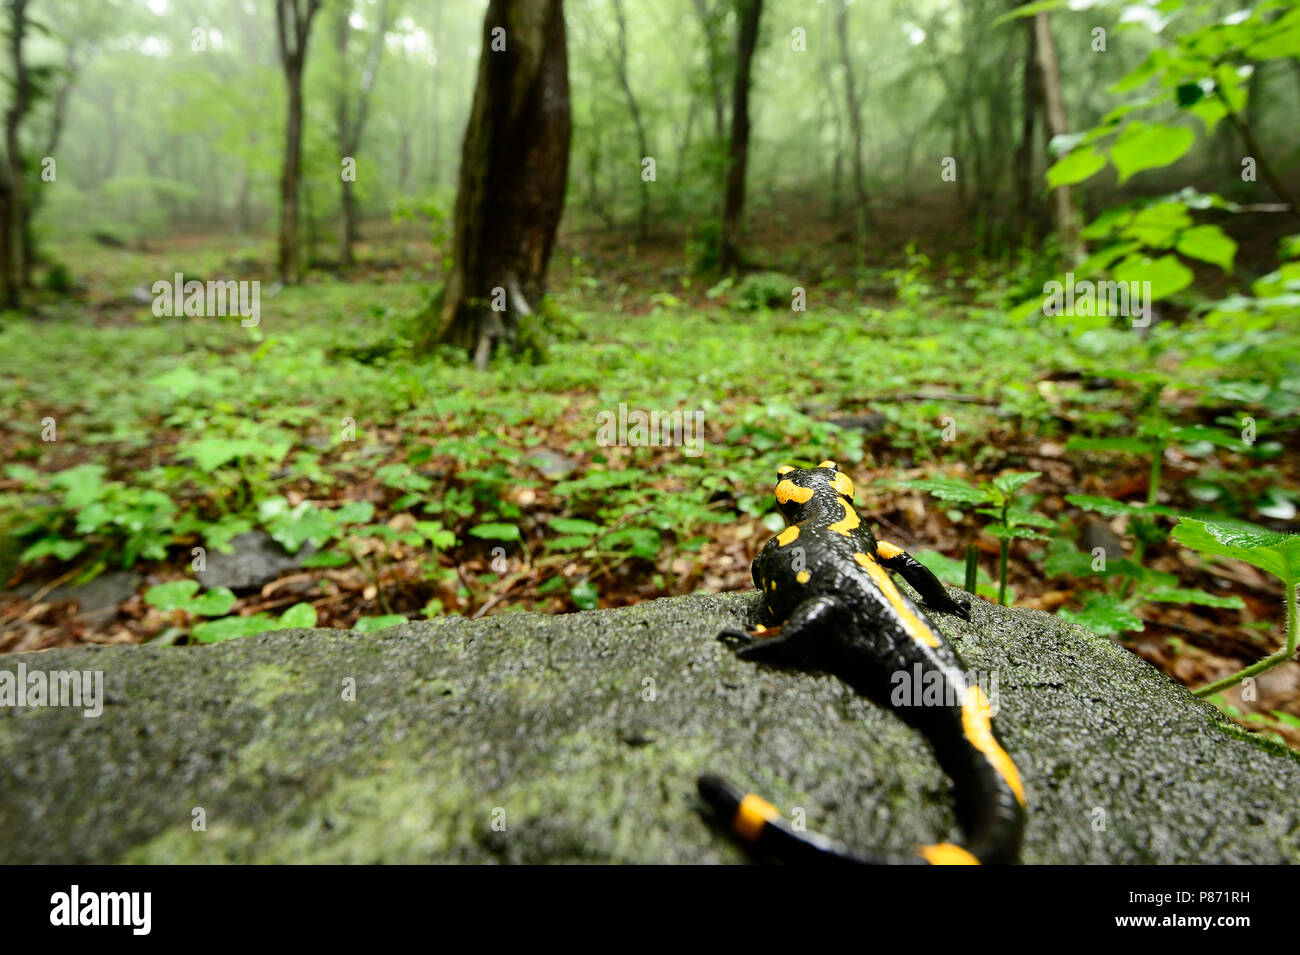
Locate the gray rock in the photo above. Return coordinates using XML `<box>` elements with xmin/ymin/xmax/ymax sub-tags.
<box><xmin>527</xmin><ymin>449</ymin><xmax>579</xmax><ymax>480</ymax></box>
<box><xmin>13</xmin><ymin>570</ymin><xmax>139</xmax><ymax>614</ymax></box>
<box><xmin>827</xmin><ymin>412</ymin><xmax>887</xmax><ymax>435</ymax></box>
<box><xmin>1080</xmin><ymin>519</ymin><xmax>1125</xmax><ymax>564</ymax></box>
<box><xmin>0</xmin><ymin>590</ymin><xmax>1296</xmax><ymax>864</ymax></box>
<box><xmin>196</xmin><ymin>531</ymin><xmax>314</xmax><ymax>592</ymax></box>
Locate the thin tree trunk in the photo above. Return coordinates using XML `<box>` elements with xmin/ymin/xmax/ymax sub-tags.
<box><xmin>610</xmin><ymin>0</ymin><xmax>650</xmax><ymax>239</ymax></box>
<box><xmin>1032</xmin><ymin>12</ymin><xmax>1084</xmax><ymax>263</ymax></box>
<box><xmin>1014</xmin><ymin>10</ymin><xmax>1040</xmax><ymax>233</ymax></box>
<box><xmin>276</xmin><ymin>0</ymin><xmax>323</xmax><ymax>285</ymax></box>
<box><xmin>820</xmin><ymin>52</ymin><xmax>843</xmax><ymax>219</ymax></box>
<box><xmin>676</xmin><ymin>92</ymin><xmax>697</xmax><ymax>187</ymax></box>
<box><xmin>335</xmin><ymin>0</ymin><xmax>390</xmax><ymax>267</ymax></box>
<box><xmin>2</xmin><ymin>0</ymin><xmax>32</xmax><ymax>305</ymax></box>
<box><xmin>719</xmin><ymin>0</ymin><xmax>762</xmax><ymax>274</ymax></box>
<box><xmin>431</xmin><ymin>0</ymin><xmax>443</xmax><ymax>186</ymax></box>
<box><xmin>835</xmin><ymin>0</ymin><xmax>873</xmax><ymax>237</ymax></box>
<box><xmin>691</xmin><ymin>0</ymin><xmax>727</xmax><ymax>141</ymax></box>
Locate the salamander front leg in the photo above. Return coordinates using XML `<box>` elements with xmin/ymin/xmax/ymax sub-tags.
<box><xmin>875</xmin><ymin>541</ymin><xmax>972</xmax><ymax>621</ymax></box>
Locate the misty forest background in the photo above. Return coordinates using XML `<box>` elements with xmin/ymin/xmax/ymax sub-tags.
<box><xmin>1</xmin><ymin>0</ymin><xmax>1299</xmax><ymax>747</ymax></box>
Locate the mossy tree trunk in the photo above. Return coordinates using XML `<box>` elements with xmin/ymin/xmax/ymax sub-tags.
<box><xmin>423</xmin><ymin>0</ymin><xmax>571</xmax><ymax>367</ymax></box>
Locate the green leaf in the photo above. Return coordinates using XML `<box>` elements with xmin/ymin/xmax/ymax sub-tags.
<box><xmin>1172</xmin><ymin>517</ymin><xmax>1300</xmax><ymax>584</ymax></box>
<box><xmin>1065</xmin><ymin>436</ymin><xmax>1153</xmax><ymax>454</ymax></box>
<box><xmin>1110</xmin><ymin>122</ymin><xmax>1195</xmax><ymax>183</ymax></box>
<box><xmin>1111</xmin><ymin>253</ymin><xmax>1194</xmax><ymax>300</ymax></box>
<box><xmin>1044</xmin><ymin>539</ymin><xmax>1099</xmax><ymax>579</ymax></box>
<box><xmin>301</xmin><ymin>549</ymin><xmax>351</xmax><ymax>568</ymax></box>
<box><xmin>5</xmin><ymin>463</ymin><xmax>42</xmax><ymax>485</ymax></box>
<box><xmin>353</xmin><ymin>614</ymin><xmax>407</xmax><ymax>633</ymax></box>
<box><xmin>570</xmin><ymin>580</ymin><xmax>599</xmax><ymax>611</ymax></box>
<box><xmin>1046</xmin><ymin>145</ymin><xmax>1107</xmax><ymax>188</ymax></box>
<box><xmin>1060</xmin><ymin>592</ymin><xmax>1144</xmax><ymax>637</ymax></box>
<box><xmin>334</xmin><ymin>500</ymin><xmax>375</xmax><ymax>525</ymax></box>
<box><xmin>1175</xmin><ymin>225</ymin><xmax>1236</xmax><ymax>273</ymax></box>
<box><xmin>992</xmin><ymin>471</ymin><xmax>1040</xmax><ymax>497</ymax></box>
<box><xmin>986</xmin><ymin>525</ymin><xmax>1050</xmax><ymax>542</ymax></box>
<box><xmin>548</xmin><ymin>517</ymin><xmax>601</xmax><ymax>537</ymax></box>
<box><xmin>145</xmin><ymin>580</ymin><xmax>200</xmax><ymax>611</ymax></box>
<box><xmin>468</xmin><ymin>523</ymin><xmax>521</xmax><ymax>542</ymax></box>
<box><xmin>1144</xmin><ymin>587</ymin><xmax>1245</xmax><ymax>610</ymax></box>
<box><xmin>192</xmin><ymin>614</ymin><xmax>277</xmax><ymax>643</ymax></box>
<box><xmin>1065</xmin><ymin>493</ymin><xmax>1175</xmax><ymax>518</ymax></box>
<box><xmin>278</xmin><ymin>603</ymin><xmax>318</xmax><ymax>628</ymax></box>
<box><xmin>903</xmin><ymin>478</ymin><xmax>991</xmax><ymax>506</ymax></box>
<box><xmin>1006</xmin><ymin>507</ymin><xmax>1055</xmax><ymax>529</ymax></box>
<box><xmin>19</xmin><ymin>537</ymin><xmax>86</xmax><ymax>563</ymax></box>
<box><xmin>181</xmin><ymin>438</ymin><xmax>274</xmax><ymax>470</ymax></box>
<box><xmin>190</xmin><ymin>587</ymin><xmax>237</xmax><ymax>617</ymax></box>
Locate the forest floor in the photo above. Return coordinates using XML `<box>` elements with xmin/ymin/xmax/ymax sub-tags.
<box><xmin>2</xmin><ymin>205</ymin><xmax>1298</xmax><ymax>748</ymax></box>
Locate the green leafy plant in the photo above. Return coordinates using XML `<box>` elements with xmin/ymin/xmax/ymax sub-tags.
<box><xmin>903</xmin><ymin>471</ymin><xmax>1053</xmax><ymax>605</ymax></box>
<box><xmin>1043</xmin><ymin>530</ymin><xmax>1243</xmax><ymax>638</ymax></box>
<box><xmin>145</xmin><ymin>580</ymin><xmax>317</xmax><ymax>644</ymax></box>
<box><xmin>1172</xmin><ymin>517</ymin><xmax>1300</xmax><ymax>696</ymax></box>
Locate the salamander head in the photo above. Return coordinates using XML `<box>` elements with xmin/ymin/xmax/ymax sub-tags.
<box><xmin>774</xmin><ymin>460</ymin><xmax>855</xmax><ymax>521</ymax></box>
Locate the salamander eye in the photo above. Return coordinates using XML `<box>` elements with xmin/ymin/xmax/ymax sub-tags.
<box><xmin>777</xmin><ymin>465</ymin><xmax>795</xmax><ymax>475</ymax></box>
<box><xmin>818</xmin><ymin>459</ymin><xmax>837</xmax><ymax>469</ymax></box>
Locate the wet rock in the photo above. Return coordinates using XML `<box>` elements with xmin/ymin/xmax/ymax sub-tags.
<box><xmin>1</xmin><ymin>591</ymin><xmax>1297</xmax><ymax>863</ymax></box>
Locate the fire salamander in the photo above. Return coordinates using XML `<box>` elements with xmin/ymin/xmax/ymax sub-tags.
<box><xmin>699</xmin><ymin>461</ymin><xmax>1025</xmax><ymax>865</ymax></box>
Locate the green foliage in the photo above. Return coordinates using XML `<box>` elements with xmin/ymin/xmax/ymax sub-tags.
<box><xmin>144</xmin><ymin>580</ymin><xmax>316</xmax><ymax>644</ymax></box>
<box><xmin>904</xmin><ymin>471</ymin><xmax>1051</xmax><ymax>605</ymax></box>
<box><xmin>731</xmin><ymin>272</ymin><xmax>799</xmax><ymax>311</ymax></box>
<box><xmin>1173</xmin><ymin>517</ymin><xmax>1300</xmax><ymax>695</ymax></box>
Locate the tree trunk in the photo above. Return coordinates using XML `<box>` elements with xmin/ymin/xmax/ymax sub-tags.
<box><xmin>610</xmin><ymin>0</ymin><xmax>650</xmax><ymax>240</ymax></box>
<box><xmin>691</xmin><ymin>0</ymin><xmax>727</xmax><ymax>141</ymax></box>
<box><xmin>835</xmin><ymin>0</ymin><xmax>873</xmax><ymax>238</ymax></box>
<box><xmin>719</xmin><ymin>0</ymin><xmax>762</xmax><ymax>274</ymax></box>
<box><xmin>335</xmin><ymin>0</ymin><xmax>390</xmax><ymax>268</ymax></box>
<box><xmin>275</xmin><ymin>0</ymin><xmax>323</xmax><ymax>285</ymax></box>
<box><xmin>1032</xmin><ymin>12</ymin><xmax>1084</xmax><ymax>263</ymax></box>
<box><xmin>422</xmin><ymin>0</ymin><xmax>571</xmax><ymax>366</ymax></box>
<box><xmin>431</xmin><ymin>0</ymin><xmax>443</xmax><ymax>186</ymax></box>
<box><xmin>1014</xmin><ymin>10</ymin><xmax>1040</xmax><ymax>233</ymax></box>
<box><xmin>280</xmin><ymin>71</ymin><xmax>305</xmax><ymax>282</ymax></box>
<box><xmin>1</xmin><ymin>0</ymin><xmax>32</xmax><ymax>307</ymax></box>
<box><xmin>819</xmin><ymin>30</ymin><xmax>843</xmax><ymax>219</ymax></box>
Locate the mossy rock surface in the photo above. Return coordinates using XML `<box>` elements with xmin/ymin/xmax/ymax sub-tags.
<box><xmin>2</xmin><ymin>590</ymin><xmax>1297</xmax><ymax>863</ymax></box>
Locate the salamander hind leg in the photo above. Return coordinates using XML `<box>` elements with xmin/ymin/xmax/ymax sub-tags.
<box><xmin>730</xmin><ymin>594</ymin><xmax>852</xmax><ymax>665</ymax></box>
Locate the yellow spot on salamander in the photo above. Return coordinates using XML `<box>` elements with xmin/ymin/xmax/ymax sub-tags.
<box><xmin>961</xmin><ymin>685</ymin><xmax>1026</xmax><ymax>807</ymax></box>
<box><xmin>777</xmin><ymin>465</ymin><xmax>795</xmax><ymax>475</ymax></box>
<box><xmin>817</xmin><ymin>459</ymin><xmax>837</xmax><ymax>469</ymax></box>
<box><xmin>796</xmin><ymin>571</ymin><xmax>810</xmax><ymax>584</ymax></box>
<box><xmin>876</xmin><ymin>540</ymin><xmax>904</xmax><ymax>560</ymax></box>
<box><xmin>733</xmin><ymin>793</ymin><xmax>780</xmax><ymax>843</ymax></box>
<box><xmin>827</xmin><ymin>497</ymin><xmax>861</xmax><ymax>536</ymax></box>
<box><xmin>777</xmin><ymin>525</ymin><xmax>800</xmax><ymax>546</ymax></box>
<box><xmin>918</xmin><ymin>843</ymin><xmax>981</xmax><ymax>865</ymax></box>
<box><xmin>775</xmin><ymin>480</ymin><xmax>814</xmax><ymax>505</ymax></box>
<box><xmin>830</xmin><ymin>471</ymin><xmax>855</xmax><ymax>498</ymax></box>
<box><xmin>853</xmin><ymin>552</ymin><xmax>940</xmax><ymax>648</ymax></box>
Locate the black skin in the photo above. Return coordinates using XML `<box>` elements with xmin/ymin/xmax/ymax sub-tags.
<box><xmin>701</xmin><ymin>463</ymin><xmax>1025</xmax><ymax>865</ymax></box>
